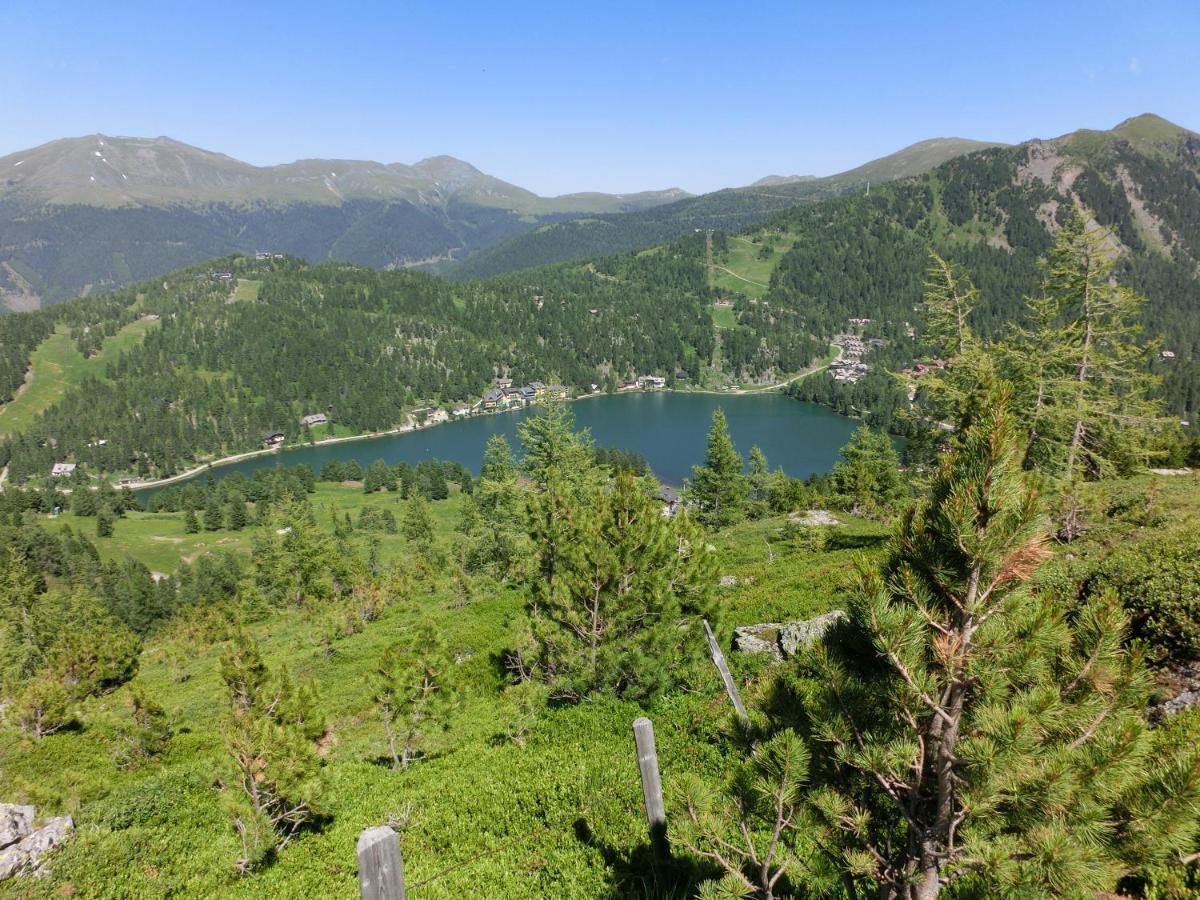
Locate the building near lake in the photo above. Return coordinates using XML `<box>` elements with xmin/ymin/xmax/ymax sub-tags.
<box><xmin>300</xmin><ymin>413</ymin><xmax>328</xmax><ymax>427</ymax></box>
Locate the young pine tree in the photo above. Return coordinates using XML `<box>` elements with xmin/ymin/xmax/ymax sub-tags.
<box><xmin>220</xmin><ymin>631</ymin><xmax>326</xmax><ymax>873</ymax></box>
<box><xmin>522</xmin><ymin>472</ymin><xmax>715</xmax><ymax>701</ymax></box>
<box><xmin>372</xmin><ymin>620</ymin><xmax>454</xmax><ymax>770</ymax></box>
<box><xmin>690</xmin><ymin>381</ymin><xmax>1200</xmax><ymax>898</ymax></box>
<box><xmin>688</xmin><ymin>408</ymin><xmax>748</xmax><ymax>528</ymax></box>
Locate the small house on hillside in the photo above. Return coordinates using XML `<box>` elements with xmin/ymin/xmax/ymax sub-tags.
<box><xmin>263</xmin><ymin>431</ymin><xmax>285</xmax><ymax>446</ymax></box>
<box><xmin>50</xmin><ymin>462</ymin><xmax>76</xmax><ymax>477</ymax></box>
<box><xmin>300</xmin><ymin>413</ymin><xmax>328</xmax><ymax>427</ymax></box>
<box><xmin>494</xmin><ymin>377</ymin><xmax>513</xmax><ymax>390</ymax></box>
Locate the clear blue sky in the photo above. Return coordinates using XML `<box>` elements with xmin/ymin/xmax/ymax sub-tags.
<box><xmin>1</xmin><ymin>1</ymin><xmax>1196</xmax><ymax>195</ymax></box>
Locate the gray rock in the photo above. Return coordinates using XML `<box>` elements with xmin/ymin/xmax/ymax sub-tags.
<box><xmin>780</xmin><ymin>611</ymin><xmax>846</xmax><ymax>657</ymax></box>
<box><xmin>718</xmin><ymin>575</ymin><xmax>739</xmax><ymax>588</ymax></box>
<box><xmin>734</xmin><ymin>611</ymin><xmax>846</xmax><ymax>661</ymax></box>
<box><xmin>0</xmin><ymin>805</ymin><xmax>35</xmax><ymax>851</ymax></box>
<box><xmin>734</xmin><ymin>624</ymin><xmax>784</xmax><ymax>659</ymax></box>
<box><xmin>788</xmin><ymin>509</ymin><xmax>839</xmax><ymax>526</ymax></box>
<box><xmin>0</xmin><ymin>812</ymin><xmax>73</xmax><ymax>881</ymax></box>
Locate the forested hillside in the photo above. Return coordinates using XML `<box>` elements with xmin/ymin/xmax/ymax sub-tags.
<box><xmin>450</xmin><ymin>138</ymin><xmax>998</xmax><ymax>279</ymax></box>
<box><xmin>697</xmin><ymin>114</ymin><xmax>1200</xmax><ymax>428</ymax></box>
<box><xmin>0</xmin><ymin>239</ymin><xmax>827</xmax><ymax>483</ymax></box>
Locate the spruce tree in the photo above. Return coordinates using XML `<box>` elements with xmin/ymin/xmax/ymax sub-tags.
<box><xmin>689</xmin><ymin>381</ymin><xmax>1200</xmax><ymax>898</ymax></box>
<box><xmin>687</xmin><ymin>408</ymin><xmax>747</xmax><ymax>528</ymax></box>
<box><xmin>183</xmin><ymin>507</ymin><xmax>200</xmax><ymax>534</ymax></box>
<box><xmin>832</xmin><ymin>425</ymin><xmax>905</xmax><ymax>516</ymax></box>
<box><xmin>96</xmin><ymin>504</ymin><xmax>115</xmax><ymax>538</ymax></box>
<box><xmin>401</xmin><ymin>494</ymin><xmax>434</xmax><ymax>547</ymax></box>
<box><xmin>203</xmin><ymin>495</ymin><xmax>223</xmax><ymax>531</ymax></box>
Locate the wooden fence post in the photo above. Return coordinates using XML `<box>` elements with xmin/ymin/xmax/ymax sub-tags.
<box><xmin>633</xmin><ymin>716</ymin><xmax>670</xmax><ymax>861</ymax></box>
<box><xmin>703</xmin><ymin>619</ymin><xmax>750</xmax><ymax>727</ymax></box>
<box><xmin>358</xmin><ymin>824</ymin><xmax>406</xmax><ymax>900</ymax></box>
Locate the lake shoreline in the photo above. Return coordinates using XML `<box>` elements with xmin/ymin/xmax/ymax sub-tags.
<box><xmin>119</xmin><ymin>350</ymin><xmax>842</xmax><ymax>492</ymax></box>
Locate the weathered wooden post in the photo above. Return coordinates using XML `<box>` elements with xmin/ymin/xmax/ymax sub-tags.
<box><xmin>358</xmin><ymin>824</ymin><xmax>406</xmax><ymax>900</ymax></box>
<box><xmin>633</xmin><ymin>716</ymin><xmax>670</xmax><ymax>862</ymax></box>
<box><xmin>703</xmin><ymin>618</ymin><xmax>750</xmax><ymax>727</ymax></box>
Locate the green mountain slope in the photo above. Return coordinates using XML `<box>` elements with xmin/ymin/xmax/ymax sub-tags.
<box><xmin>450</xmin><ymin>137</ymin><xmax>1001</xmax><ymax>278</ymax></box>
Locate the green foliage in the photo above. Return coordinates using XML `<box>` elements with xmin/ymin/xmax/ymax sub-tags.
<box><xmin>688</xmin><ymin>409</ymin><xmax>748</xmax><ymax>528</ymax></box>
<box><xmin>219</xmin><ymin>630</ymin><xmax>327</xmax><ymax>873</ymax></box>
<box><xmin>111</xmin><ymin>688</ymin><xmax>172</xmax><ymax>770</ymax></box>
<box><xmin>752</xmin><ymin>382</ymin><xmax>1200</xmax><ymax>897</ymax></box>
<box><xmin>1088</xmin><ymin>528</ymin><xmax>1200</xmax><ymax>662</ymax></box>
<box><xmin>522</xmin><ymin>472</ymin><xmax>716</xmax><ymax>701</ymax></box>
<box><xmin>831</xmin><ymin>425</ymin><xmax>905</xmax><ymax>516</ymax></box>
<box><xmin>373</xmin><ymin>619</ymin><xmax>455</xmax><ymax>770</ymax></box>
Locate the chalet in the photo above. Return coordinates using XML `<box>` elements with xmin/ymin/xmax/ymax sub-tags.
<box><xmin>50</xmin><ymin>462</ymin><xmax>76</xmax><ymax>477</ymax></box>
<box><xmin>1161</xmin><ymin>350</ymin><xmax>1178</xmax><ymax>361</ymax></box>
<box><xmin>519</xmin><ymin>385</ymin><xmax>537</xmax><ymax>402</ymax></box>
<box><xmin>503</xmin><ymin>386</ymin><xmax>525</xmax><ymax>400</ymax></box>
<box><xmin>638</xmin><ymin>375</ymin><xmax>666</xmax><ymax>390</ymax></box>
<box><xmin>481</xmin><ymin>388</ymin><xmax>504</xmax><ymax>410</ymax></box>
<box><xmin>675</xmin><ymin>370</ymin><xmax>690</xmax><ymax>381</ymax></box>
<box><xmin>300</xmin><ymin>413</ymin><xmax>328</xmax><ymax>427</ymax></box>
<box><xmin>263</xmin><ymin>431</ymin><xmax>285</xmax><ymax>446</ymax></box>
<box><xmin>543</xmin><ymin>385</ymin><xmax>569</xmax><ymax>400</ymax></box>
<box><xmin>494</xmin><ymin>376</ymin><xmax>513</xmax><ymax>390</ymax></box>
<box><xmin>618</xmin><ymin>380</ymin><xmax>640</xmax><ymax>392</ymax></box>
<box><xmin>656</xmin><ymin>485</ymin><xmax>682</xmax><ymax>518</ymax></box>
<box><xmin>528</xmin><ymin>381</ymin><xmax>546</xmax><ymax>392</ymax></box>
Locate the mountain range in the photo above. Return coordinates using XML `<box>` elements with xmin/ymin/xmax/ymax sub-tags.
<box><xmin>0</xmin><ymin>133</ymin><xmax>996</xmax><ymax>310</ymax></box>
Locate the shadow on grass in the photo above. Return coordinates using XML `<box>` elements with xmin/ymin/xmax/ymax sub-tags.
<box><xmin>572</xmin><ymin>816</ymin><xmax>718</xmax><ymax>899</ymax></box>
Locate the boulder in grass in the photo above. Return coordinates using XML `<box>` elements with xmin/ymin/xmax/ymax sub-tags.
<box><xmin>0</xmin><ymin>805</ymin><xmax>34</xmax><ymax>851</ymax></box>
<box><xmin>734</xmin><ymin>610</ymin><xmax>846</xmax><ymax>661</ymax></box>
<box><xmin>0</xmin><ymin>806</ymin><xmax>74</xmax><ymax>882</ymax></box>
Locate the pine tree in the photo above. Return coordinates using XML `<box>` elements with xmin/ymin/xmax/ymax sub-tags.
<box><xmin>220</xmin><ymin>630</ymin><xmax>325</xmax><ymax>873</ymax></box>
<box><xmin>690</xmin><ymin>381</ymin><xmax>1200</xmax><ymax>898</ymax></box>
<box><xmin>687</xmin><ymin>408</ymin><xmax>747</xmax><ymax>528</ymax></box>
<box><xmin>363</xmin><ymin>459</ymin><xmax>396</xmax><ymax>494</ymax></box>
<box><xmin>183</xmin><ymin>507</ymin><xmax>200</xmax><ymax>534</ymax></box>
<box><xmin>522</xmin><ymin>472</ymin><xmax>715</xmax><ymax>701</ymax></box>
<box><xmin>96</xmin><ymin>504</ymin><xmax>115</xmax><ymax>538</ymax></box>
<box><xmin>373</xmin><ymin>620</ymin><xmax>454</xmax><ymax>770</ymax></box>
<box><xmin>401</xmin><ymin>494</ymin><xmax>434</xmax><ymax>547</ymax></box>
<box><xmin>203</xmin><ymin>495</ymin><xmax>223</xmax><ymax>531</ymax></box>
<box><xmin>112</xmin><ymin>688</ymin><xmax>172</xmax><ymax>770</ymax></box>
<box><xmin>832</xmin><ymin>425</ymin><xmax>905</xmax><ymax>516</ymax></box>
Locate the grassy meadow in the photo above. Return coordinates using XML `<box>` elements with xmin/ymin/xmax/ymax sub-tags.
<box><xmin>0</xmin><ymin>319</ymin><xmax>158</xmax><ymax>436</ymax></box>
<box><xmin>2</xmin><ymin>481</ymin><xmax>888</xmax><ymax>899</ymax></box>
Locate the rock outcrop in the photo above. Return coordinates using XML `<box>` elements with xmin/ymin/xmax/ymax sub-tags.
<box><xmin>0</xmin><ymin>803</ymin><xmax>73</xmax><ymax>881</ymax></box>
<box><xmin>733</xmin><ymin>610</ymin><xmax>846</xmax><ymax>661</ymax></box>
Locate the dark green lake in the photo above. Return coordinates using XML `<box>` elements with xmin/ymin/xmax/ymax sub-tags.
<box><xmin>142</xmin><ymin>393</ymin><xmax>864</xmax><ymax>496</ymax></box>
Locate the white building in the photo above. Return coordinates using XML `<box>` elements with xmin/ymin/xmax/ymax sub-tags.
<box><xmin>50</xmin><ymin>463</ymin><xmax>76</xmax><ymax>477</ymax></box>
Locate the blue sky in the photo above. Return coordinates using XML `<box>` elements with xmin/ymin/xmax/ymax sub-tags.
<box><xmin>0</xmin><ymin>1</ymin><xmax>1196</xmax><ymax>195</ymax></box>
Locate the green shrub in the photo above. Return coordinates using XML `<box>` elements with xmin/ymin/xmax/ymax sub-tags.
<box><xmin>1089</xmin><ymin>529</ymin><xmax>1200</xmax><ymax>661</ymax></box>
